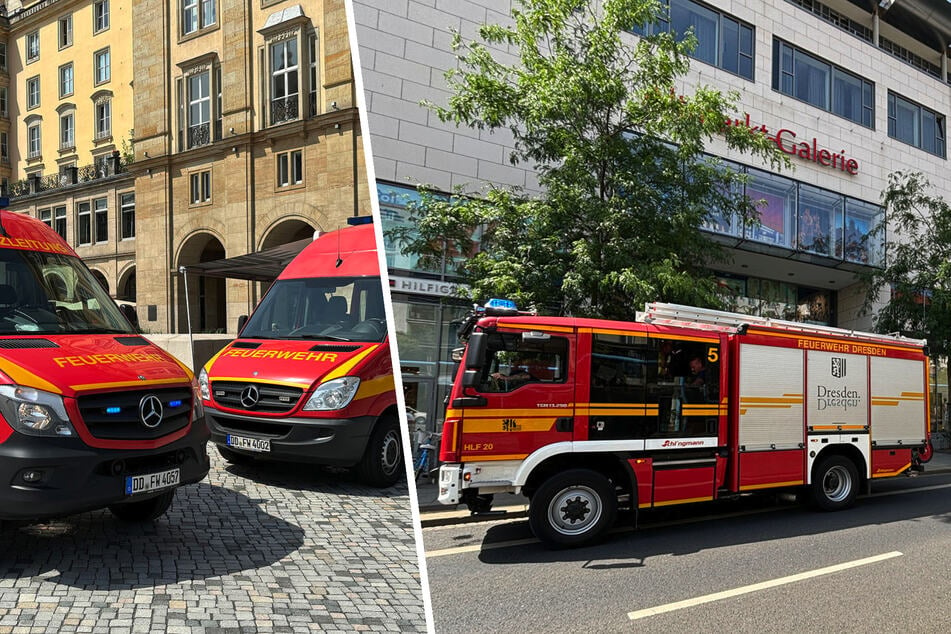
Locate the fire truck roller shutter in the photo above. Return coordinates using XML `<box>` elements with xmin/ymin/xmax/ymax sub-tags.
<box><xmin>870</xmin><ymin>356</ymin><xmax>927</xmax><ymax>446</ymax></box>
<box><xmin>738</xmin><ymin>344</ymin><xmax>804</xmax><ymax>450</ymax></box>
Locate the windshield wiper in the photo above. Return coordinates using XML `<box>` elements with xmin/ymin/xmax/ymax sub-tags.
<box><xmin>290</xmin><ymin>334</ymin><xmax>353</xmax><ymax>341</ymax></box>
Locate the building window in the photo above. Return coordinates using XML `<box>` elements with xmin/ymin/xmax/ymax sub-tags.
<box><xmin>633</xmin><ymin>0</ymin><xmax>753</xmax><ymax>80</ymax></box>
<box><xmin>94</xmin><ymin>1</ymin><xmax>110</xmax><ymax>33</ymax></box>
<box><xmin>0</xmin><ymin>132</ymin><xmax>7</xmax><ymax>163</ymax></box>
<box><xmin>190</xmin><ymin>170</ymin><xmax>211</xmax><ymax>204</ymax></box>
<box><xmin>59</xmin><ymin>15</ymin><xmax>73</xmax><ymax>49</ymax></box>
<box><xmin>78</xmin><ymin>201</ymin><xmax>92</xmax><ymax>246</ymax></box>
<box><xmin>187</xmin><ymin>71</ymin><xmax>211</xmax><ymax>147</ymax></box>
<box><xmin>95</xmin><ymin>48</ymin><xmax>111</xmax><ymax>85</ymax></box>
<box><xmin>27</xmin><ymin>76</ymin><xmax>40</xmax><ymax>109</ymax></box>
<box><xmin>95</xmin><ymin>98</ymin><xmax>112</xmax><ymax>139</ymax></box>
<box><xmin>60</xmin><ymin>113</ymin><xmax>75</xmax><ymax>150</ymax></box>
<box><xmin>309</xmin><ymin>35</ymin><xmax>319</xmax><ymax>117</ymax></box>
<box><xmin>120</xmin><ymin>193</ymin><xmax>135</xmax><ymax>239</ymax></box>
<box><xmin>0</xmin><ymin>43</ymin><xmax>6</xmax><ymax>71</ymax></box>
<box><xmin>60</xmin><ymin>63</ymin><xmax>74</xmax><ymax>98</ymax></box>
<box><xmin>0</xmin><ymin>87</ymin><xmax>7</xmax><ymax>117</ymax></box>
<box><xmin>270</xmin><ymin>39</ymin><xmax>299</xmax><ymax>124</ymax></box>
<box><xmin>94</xmin><ymin>198</ymin><xmax>108</xmax><ymax>243</ymax></box>
<box><xmin>772</xmin><ymin>39</ymin><xmax>874</xmax><ymax>128</ymax></box>
<box><xmin>54</xmin><ymin>206</ymin><xmax>67</xmax><ymax>239</ymax></box>
<box><xmin>39</xmin><ymin>208</ymin><xmax>52</xmax><ymax>228</ymax></box>
<box><xmin>888</xmin><ymin>92</ymin><xmax>946</xmax><ymax>159</ymax></box>
<box><xmin>183</xmin><ymin>0</ymin><xmax>216</xmax><ymax>36</ymax></box>
<box><xmin>27</xmin><ymin>123</ymin><xmax>41</xmax><ymax>159</ymax></box>
<box><xmin>26</xmin><ymin>31</ymin><xmax>40</xmax><ymax>63</ymax></box>
<box><xmin>277</xmin><ymin>150</ymin><xmax>303</xmax><ymax>187</ymax></box>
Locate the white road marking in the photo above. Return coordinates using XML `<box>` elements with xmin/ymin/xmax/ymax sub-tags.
<box><xmin>626</xmin><ymin>551</ymin><xmax>903</xmax><ymax>621</ymax></box>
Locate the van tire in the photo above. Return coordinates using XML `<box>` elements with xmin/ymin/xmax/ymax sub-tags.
<box><xmin>810</xmin><ymin>455</ymin><xmax>859</xmax><ymax>511</ymax></box>
<box><xmin>109</xmin><ymin>490</ymin><xmax>175</xmax><ymax>522</ymax></box>
<box><xmin>356</xmin><ymin>415</ymin><xmax>403</xmax><ymax>487</ymax></box>
<box><xmin>217</xmin><ymin>445</ymin><xmax>255</xmax><ymax>465</ymax></box>
<box><xmin>529</xmin><ymin>469</ymin><xmax>617</xmax><ymax>548</ymax></box>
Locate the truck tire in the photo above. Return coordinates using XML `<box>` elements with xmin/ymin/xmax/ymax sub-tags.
<box><xmin>217</xmin><ymin>445</ymin><xmax>254</xmax><ymax>465</ymax></box>
<box><xmin>529</xmin><ymin>469</ymin><xmax>617</xmax><ymax>548</ymax></box>
<box><xmin>355</xmin><ymin>415</ymin><xmax>403</xmax><ymax>487</ymax></box>
<box><xmin>109</xmin><ymin>490</ymin><xmax>175</xmax><ymax>522</ymax></box>
<box><xmin>810</xmin><ymin>455</ymin><xmax>859</xmax><ymax>511</ymax></box>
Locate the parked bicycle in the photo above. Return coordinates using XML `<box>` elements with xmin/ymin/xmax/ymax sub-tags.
<box><xmin>413</xmin><ymin>430</ymin><xmax>441</xmax><ymax>482</ymax></box>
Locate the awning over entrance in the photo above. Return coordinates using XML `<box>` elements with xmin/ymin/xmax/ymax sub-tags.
<box><xmin>181</xmin><ymin>238</ymin><xmax>312</xmax><ymax>282</ymax></box>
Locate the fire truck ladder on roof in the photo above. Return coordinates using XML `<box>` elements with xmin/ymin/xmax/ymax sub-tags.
<box><xmin>636</xmin><ymin>302</ymin><xmax>927</xmax><ymax>347</ymax></box>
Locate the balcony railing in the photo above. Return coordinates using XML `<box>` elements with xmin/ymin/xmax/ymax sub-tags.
<box><xmin>270</xmin><ymin>96</ymin><xmax>299</xmax><ymax>125</ymax></box>
<box><xmin>188</xmin><ymin>122</ymin><xmax>211</xmax><ymax>148</ymax></box>
<box><xmin>6</xmin><ymin>152</ymin><xmax>127</xmax><ymax>199</ymax></box>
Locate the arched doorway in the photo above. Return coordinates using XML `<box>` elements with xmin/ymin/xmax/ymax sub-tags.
<box><xmin>117</xmin><ymin>267</ymin><xmax>136</xmax><ymax>303</ymax></box>
<box><xmin>177</xmin><ymin>233</ymin><xmax>226</xmax><ymax>334</ymax></box>
<box><xmin>259</xmin><ymin>219</ymin><xmax>316</xmax><ymax>250</ymax></box>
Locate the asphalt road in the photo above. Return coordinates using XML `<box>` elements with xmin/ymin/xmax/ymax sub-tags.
<box><xmin>0</xmin><ymin>448</ymin><xmax>427</xmax><ymax>632</ymax></box>
<box><xmin>422</xmin><ymin>473</ymin><xmax>951</xmax><ymax>633</ymax></box>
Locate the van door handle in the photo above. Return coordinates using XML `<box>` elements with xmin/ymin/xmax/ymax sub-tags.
<box><xmin>555</xmin><ymin>417</ymin><xmax>574</xmax><ymax>433</ymax></box>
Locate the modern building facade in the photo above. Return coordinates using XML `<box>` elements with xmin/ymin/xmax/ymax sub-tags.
<box><xmin>353</xmin><ymin>0</ymin><xmax>951</xmax><ymax>428</ymax></box>
<box><xmin>1</xmin><ymin>0</ymin><xmax>369</xmax><ymax>335</ymax></box>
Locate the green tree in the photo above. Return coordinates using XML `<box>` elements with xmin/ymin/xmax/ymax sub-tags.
<box><xmin>863</xmin><ymin>171</ymin><xmax>951</xmax><ymax>359</ymax></box>
<box><xmin>390</xmin><ymin>0</ymin><xmax>788</xmax><ymax>319</ymax></box>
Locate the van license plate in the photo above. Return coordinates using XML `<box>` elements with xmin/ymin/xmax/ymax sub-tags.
<box><xmin>125</xmin><ymin>468</ymin><xmax>180</xmax><ymax>495</ymax></box>
<box><xmin>227</xmin><ymin>434</ymin><xmax>271</xmax><ymax>453</ymax></box>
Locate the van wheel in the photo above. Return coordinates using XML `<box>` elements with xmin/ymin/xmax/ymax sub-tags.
<box><xmin>529</xmin><ymin>469</ymin><xmax>617</xmax><ymax>548</ymax></box>
<box><xmin>217</xmin><ymin>445</ymin><xmax>254</xmax><ymax>465</ymax></box>
<box><xmin>356</xmin><ymin>416</ymin><xmax>403</xmax><ymax>487</ymax></box>
<box><xmin>109</xmin><ymin>490</ymin><xmax>175</xmax><ymax>522</ymax></box>
<box><xmin>811</xmin><ymin>455</ymin><xmax>859</xmax><ymax>511</ymax></box>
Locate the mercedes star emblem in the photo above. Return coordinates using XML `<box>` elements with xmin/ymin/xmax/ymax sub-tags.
<box><xmin>139</xmin><ymin>394</ymin><xmax>164</xmax><ymax>429</ymax></box>
<box><xmin>240</xmin><ymin>385</ymin><xmax>260</xmax><ymax>409</ymax></box>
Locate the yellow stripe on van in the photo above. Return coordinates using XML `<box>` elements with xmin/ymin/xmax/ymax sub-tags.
<box><xmin>355</xmin><ymin>374</ymin><xmax>396</xmax><ymax>400</ymax></box>
<box><xmin>322</xmin><ymin>345</ymin><xmax>379</xmax><ymax>382</ymax></box>
<box><xmin>71</xmin><ymin>377</ymin><xmax>188</xmax><ymax>391</ymax></box>
<box><xmin>0</xmin><ymin>359</ymin><xmax>61</xmax><ymax>394</ymax></box>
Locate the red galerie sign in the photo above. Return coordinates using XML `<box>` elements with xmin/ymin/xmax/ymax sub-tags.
<box><xmin>725</xmin><ymin>114</ymin><xmax>859</xmax><ymax>175</ymax></box>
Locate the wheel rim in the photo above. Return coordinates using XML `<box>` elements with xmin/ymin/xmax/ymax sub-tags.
<box><xmin>822</xmin><ymin>465</ymin><xmax>852</xmax><ymax>502</ymax></box>
<box><xmin>379</xmin><ymin>429</ymin><xmax>401</xmax><ymax>475</ymax></box>
<box><xmin>548</xmin><ymin>485</ymin><xmax>602</xmax><ymax>536</ymax></box>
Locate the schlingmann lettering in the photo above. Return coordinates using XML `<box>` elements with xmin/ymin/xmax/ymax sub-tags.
<box><xmin>53</xmin><ymin>352</ymin><xmax>165</xmax><ymax>367</ymax></box>
<box><xmin>222</xmin><ymin>349</ymin><xmax>339</xmax><ymax>363</ymax></box>
<box><xmin>816</xmin><ymin>385</ymin><xmax>861</xmax><ymax>411</ymax></box>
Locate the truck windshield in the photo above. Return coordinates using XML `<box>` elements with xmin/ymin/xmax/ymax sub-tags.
<box><xmin>241</xmin><ymin>276</ymin><xmax>387</xmax><ymax>343</ymax></box>
<box><xmin>0</xmin><ymin>249</ymin><xmax>134</xmax><ymax>336</ymax></box>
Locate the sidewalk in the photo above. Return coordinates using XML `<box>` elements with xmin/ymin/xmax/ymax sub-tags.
<box><xmin>414</xmin><ymin>449</ymin><xmax>951</xmax><ymax>520</ymax></box>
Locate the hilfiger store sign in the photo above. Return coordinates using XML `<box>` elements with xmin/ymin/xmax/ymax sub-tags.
<box><xmin>725</xmin><ymin>114</ymin><xmax>859</xmax><ymax>175</ymax></box>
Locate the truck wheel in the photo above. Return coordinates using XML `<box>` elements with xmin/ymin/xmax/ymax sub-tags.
<box><xmin>356</xmin><ymin>416</ymin><xmax>403</xmax><ymax>487</ymax></box>
<box><xmin>811</xmin><ymin>455</ymin><xmax>859</xmax><ymax>511</ymax></box>
<box><xmin>217</xmin><ymin>445</ymin><xmax>254</xmax><ymax>465</ymax></box>
<box><xmin>529</xmin><ymin>469</ymin><xmax>617</xmax><ymax>548</ymax></box>
<box><xmin>109</xmin><ymin>490</ymin><xmax>175</xmax><ymax>522</ymax></box>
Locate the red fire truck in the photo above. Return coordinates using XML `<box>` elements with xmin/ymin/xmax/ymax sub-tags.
<box><xmin>0</xmin><ymin>210</ymin><xmax>209</xmax><ymax>525</ymax></box>
<box><xmin>438</xmin><ymin>300</ymin><xmax>932</xmax><ymax>547</ymax></box>
<box><xmin>199</xmin><ymin>218</ymin><xmax>403</xmax><ymax>486</ymax></box>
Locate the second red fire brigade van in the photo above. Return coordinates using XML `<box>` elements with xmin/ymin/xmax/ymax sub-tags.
<box><xmin>439</xmin><ymin>300</ymin><xmax>932</xmax><ymax>547</ymax></box>
<box><xmin>199</xmin><ymin>219</ymin><xmax>402</xmax><ymax>486</ymax></box>
<box><xmin>0</xmin><ymin>209</ymin><xmax>209</xmax><ymax>525</ymax></box>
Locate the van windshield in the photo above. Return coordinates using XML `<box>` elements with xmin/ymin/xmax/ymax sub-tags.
<box><xmin>0</xmin><ymin>249</ymin><xmax>134</xmax><ymax>336</ymax></box>
<box><xmin>241</xmin><ymin>276</ymin><xmax>387</xmax><ymax>343</ymax></box>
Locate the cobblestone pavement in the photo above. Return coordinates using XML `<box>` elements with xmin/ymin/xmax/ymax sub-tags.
<box><xmin>0</xmin><ymin>448</ymin><xmax>427</xmax><ymax>632</ymax></box>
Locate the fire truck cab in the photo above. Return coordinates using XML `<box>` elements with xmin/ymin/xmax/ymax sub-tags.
<box><xmin>199</xmin><ymin>219</ymin><xmax>402</xmax><ymax>487</ymax></box>
<box><xmin>439</xmin><ymin>301</ymin><xmax>931</xmax><ymax>547</ymax></box>
<box><xmin>0</xmin><ymin>210</ymin><xmax>209</xmax><ymax>524</ymax></box>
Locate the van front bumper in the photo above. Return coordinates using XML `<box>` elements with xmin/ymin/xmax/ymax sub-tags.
<box><xmin>205</xmin><ymin>407</ymin><xmax>373</xmax><ymax>466</ymax></box>
<box><xmin>0</xmin><ymin>421</ymin><xmax>210</xmax><ymax>521</ymax></box>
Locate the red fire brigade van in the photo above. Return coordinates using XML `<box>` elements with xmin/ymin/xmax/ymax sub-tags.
<box><xmin>199</xmin><ymin>219</ymin><xmax>402</xmax><ymax>486</ymax></box>
<box><xmin>0</xmin><ymin>210</ymin><xmax>209</xmax><ymax>525</ymax></box>
<box><xmin>439</xmin><ymin>300</ymin><xmax>932</xmax><ymax>547</ymax></box>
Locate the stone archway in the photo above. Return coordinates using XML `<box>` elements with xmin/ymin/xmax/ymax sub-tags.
<box><xmin>259</xmin><ymin>218</ymin><xmax>316</xmax><ymax>250</ymax></box>
<box><xmin>177</xmin><ymin>232</ymin><xmax>226</xmax><ymax>334</ymax></box>
<box><xmin>117</xmin><ymin>266</ymin><xmax>136</xmax><ymax>303</ymax></box>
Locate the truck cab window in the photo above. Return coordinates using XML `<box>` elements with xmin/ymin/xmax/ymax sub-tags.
<box><xmin>650</xmin><ymin>337</ymin><xmax>719</xmax><ymax>436</ymax></box>
<box><xmin>479</xmin><ymin>333</ymin><xmax>567</xmax><ymax>393</ymax></box>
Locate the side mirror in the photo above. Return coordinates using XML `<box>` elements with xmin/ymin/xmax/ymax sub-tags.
<box><xmin>119</xmin><ymin>304</ymin><xmax>140</xmax><ymax>331</ymax></box>
<box><xmin>461</xmin><ymin>369</ymin><xmax>480</xmax><ymax>388</ymax></box>
<box><xmin>465</xmin><ymin>332</ymin><xmax>487</xmax><ymax>370</ymax></box>
<box><xmin>237</xmin><ymin>314</ymin><xmax>248</xmax><ymax>333</ymax></box>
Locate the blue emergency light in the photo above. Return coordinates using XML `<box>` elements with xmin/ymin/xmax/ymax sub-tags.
<box><xmin>106</xmin><ymin>407</ymin><xmax>121</xmax><ymax>414</ymax></box>
<box><xmin>346</xmin><ymin>216</ymin><xmax>373</xmax><ymax>225</ymax></box>
<box><xmin>483</xmin><ymin>298</ymin><xmax>520</xmax><ymax>316</ymax></box>
<box><xmin>169</xmin><ymin>400</ymin><xmax>183</xmax><ymax>408</ymax></box>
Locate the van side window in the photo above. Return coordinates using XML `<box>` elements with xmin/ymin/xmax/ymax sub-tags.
<box><xmin>479</xmin><ymin>334</ymin><xmax>567</xmax><ymax>393</ymax></box>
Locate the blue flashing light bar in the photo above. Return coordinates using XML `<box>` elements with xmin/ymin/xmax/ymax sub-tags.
<box><xmin>346</xmin><ymin>216</ymin><xmax>373</xmax><ymax>226</ymax></box>
<box><xmin>485</xmin><ymin>298</ymin><xmax>517</xmax><ymax>311</ymax></box>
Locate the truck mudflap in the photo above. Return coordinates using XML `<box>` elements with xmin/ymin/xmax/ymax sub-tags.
<box><xmin>438</xmin><ymin>464</ymin><xmax>461</xmax><ymax>505</ymax></box>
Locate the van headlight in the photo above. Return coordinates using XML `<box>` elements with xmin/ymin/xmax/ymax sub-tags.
<box><xmin>198</xmin><ymin>368</ymin><xmax>210</xmax><ymax>401</ymax></box>
<box><xmin>191</xmin><ymin>377</ymin><xmax>205</xmax><ymax>420</ymax></box>
<box><xmin>302</xmin><ymin>377</ymin><xmax>361</xmax><ymax>411</ymax></box>
<box><xmin>0</xmin><ymin>385</ymin><xmax>74</xmax><ymax>437</ymax></box>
